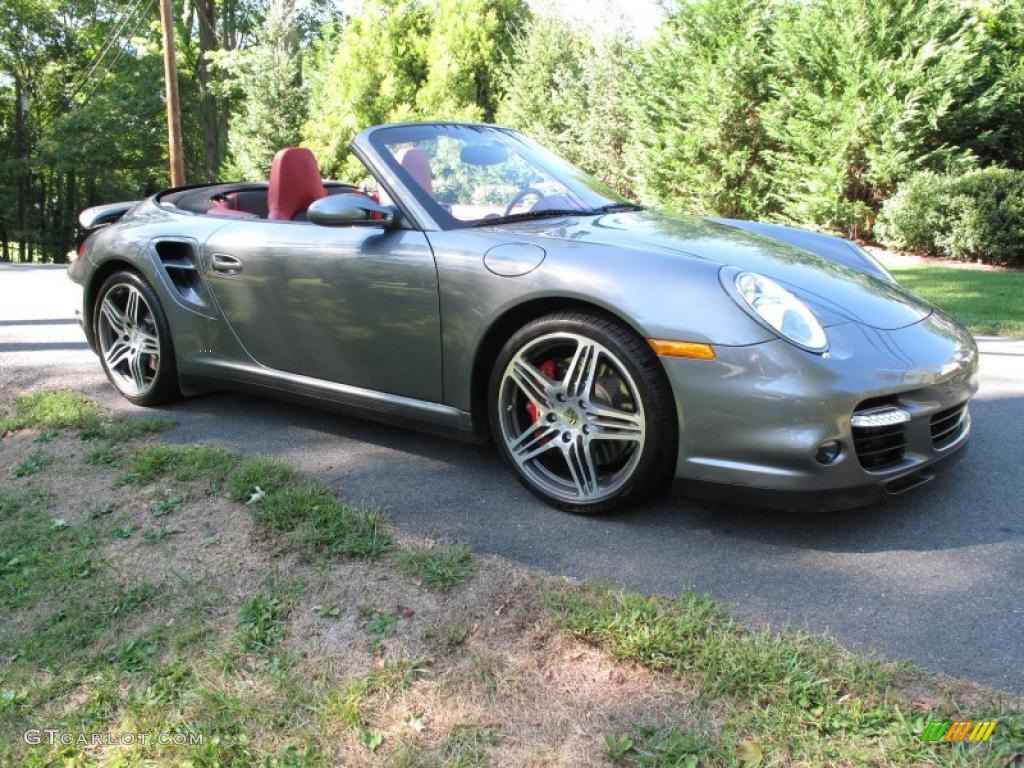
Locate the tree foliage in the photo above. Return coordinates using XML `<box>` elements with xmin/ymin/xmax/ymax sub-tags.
<box><xmin>630</xmin><ymin>0</ymin><xmax>775</xmax><ymax>218</ymax></box>
<box><xmin>416</xmin><ymin>0</ymin><xmax>528</xmax><ymax>121</ymax></box>
<box><xmin>211</xmin><ymin>0</ymin><xmax>307</xmax><ymax>179</ymax></box>
<box><xmin>762</xmin><ymin>0</ymin><xmax>998</xmax><ymax>237</ymax></box>
<box><xmin>302</xmin><ymin>0</ymin><xmax>527</xmax><ymax>178</ymax></box>
<box><xmin>302</xmin><ymin>0</ymin><xmax>431</xmax><ymax>177</ymax></box>
<box><xmin>5</xmin><ymin>0</ymin><xmax>1024</xmax><ymax>262</ymax></box>
<box><xmin>496</xmin><ymin>16</ymin><xmax>636</xmax><ymax>195</ymax></box>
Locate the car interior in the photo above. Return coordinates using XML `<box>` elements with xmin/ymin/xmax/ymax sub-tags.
<box><xmin>156</xmin><ymin>141</ymin><xmax>582</xmax><ymax>226</ymax></box>
<box><xmin>386</xmin><ymin>139</ymin><xmax>584</xmax><ymax>222</ymax></box>
<box><xmin>156</xmin><ymin>147</ymin><xmax>377</xmax><ymax>222</ymax></box>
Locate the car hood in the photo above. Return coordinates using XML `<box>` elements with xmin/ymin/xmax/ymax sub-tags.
<box><xmin>490</xmin><ymin>210</ymin><xmax>932</xmax><ymax>330</ymax></box>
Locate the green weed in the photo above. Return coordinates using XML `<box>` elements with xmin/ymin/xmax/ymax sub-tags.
<box><xmin>122</xmin><ymin>443</ymin><xmax>238</xmax><ymax>486</ymax></box>
<box><xmin>13</xmin><ymin>450</ymin><xmax>53</xmax><ymax>477</ymax></box>
<box><xmin>253</xmin><ymin>481</ymin><xmax>390</xmax><ymax>559</ymax></box>
<box><xmin>79</xmin><ymin>415</ymin><xmax>176</xmax><ymax>442</ymax></box>
<box><xmin>318</xmin><ymin>660</ymin><xmax>426</xmax><ymax>731</ymax></box>
<box><xmin>151</xmin><ymin>494</ymin><xmax>183</xmax><ymax>518</ymax></box>
<box><xmin>82</xmin><ymin>444</ymin><xmax>123</xmax><ymax>468</ymax></box>
<box><xmin>228</xmin><ymin>456</ymin><xmax>300</xmax><ymax>502</ymax></box>
<box><xmin>1</xmin><ymin>390</ymin><xmax>102</xmax><ymax>436</ymax></box>
<box><xmin>396</xmin><ymin>544</ymin><xmax>477</xmax><ymax>592</ymax></box>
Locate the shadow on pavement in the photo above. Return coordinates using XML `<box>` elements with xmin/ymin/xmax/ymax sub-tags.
<box><xmin>153</xmin><ymin>388</ymin><xmax>1023</xmax><ymax>558</ymax></box>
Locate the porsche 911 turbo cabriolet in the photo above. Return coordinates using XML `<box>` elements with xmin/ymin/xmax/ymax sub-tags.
<box><xmin>68</xmin><ymin>122</ymin><xmax>978</xmax><ymax>513</ymax></box>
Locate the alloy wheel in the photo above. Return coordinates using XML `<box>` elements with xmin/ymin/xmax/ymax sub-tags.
<box><xmin>497</xmin><ymin>331</ymin><xmax>646</xmax><ymax>503</ymax></box>
<box><xmin>97</xmin><ymin>283</ymin><xmax>161</xmax><ymax>397</ymax></box>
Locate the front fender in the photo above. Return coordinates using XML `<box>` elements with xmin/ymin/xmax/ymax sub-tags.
<box><xmin>428</xmin><ymin>230</ymin><xmax>774</xmax><ymax>412</ymax></box>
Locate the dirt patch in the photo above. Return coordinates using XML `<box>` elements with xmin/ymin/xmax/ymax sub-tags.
<box><xmin>0</xmin><ymin>425</ymin><xmax>697</xmax><ymax>767</ymax></box>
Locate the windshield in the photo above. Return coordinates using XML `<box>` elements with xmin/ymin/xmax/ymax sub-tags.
<box><xmin>367</xmin><ymin>124</ymin><xmax>635</xmax><ymax>228</ymax></box>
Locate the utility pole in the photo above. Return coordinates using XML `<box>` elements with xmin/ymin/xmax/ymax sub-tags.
<box><xmin>158</xmin><ymin>0</ymin><xmax>186</xmax><ymax>186</ymax></box>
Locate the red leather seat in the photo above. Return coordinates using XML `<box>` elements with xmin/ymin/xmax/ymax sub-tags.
<box><xmin>397</xmin><ymin>147</ymin><xmax>434</xmax><ymax>196</ymax></box>
<box><xmin>268</xmin><ymin>147</ymin><xmax>327</xmax><ymax>220</ymax></box>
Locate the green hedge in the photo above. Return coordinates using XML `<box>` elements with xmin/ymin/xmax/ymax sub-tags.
<box><xmin>877</xmin><ymin>168</ymin><xmax>1024</xmax><ymax>267</ymax></box>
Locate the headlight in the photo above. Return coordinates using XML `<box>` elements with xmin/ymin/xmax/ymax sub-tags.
<box><xmin>733</xmin><ymin>271</ymin><xmax>828</xmax><ymax>352</ymax></box>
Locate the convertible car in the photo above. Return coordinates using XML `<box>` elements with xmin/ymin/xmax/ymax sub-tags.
<box><xmin>69</xmin><ymin>122</ymin><xmax>978</xmax><ymax>513</ymax></box>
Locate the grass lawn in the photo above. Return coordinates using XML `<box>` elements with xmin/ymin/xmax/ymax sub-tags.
<box><xmin>1</xmin><ymin>390</ymin><xmax>1021</xmax><ymax>766</ymax></box>
<box><xmin>888</xmin><ymin>264</ymin><xmax>1024</xmax><ymax>337</ymax></box>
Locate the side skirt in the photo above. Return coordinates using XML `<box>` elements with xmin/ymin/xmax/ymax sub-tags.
<box><xmin>178</xmin><ymin>359</ymin><xmax>484</xmax><ymax>444</ymax></box>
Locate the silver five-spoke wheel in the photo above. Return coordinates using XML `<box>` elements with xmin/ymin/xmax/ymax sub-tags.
<box><xmin>497</xmin><ymin>331</ymin><xmax>646</xmax><ymax>505</ymax></box>
<box><xmin>97</xmin><ymin>283</ymin><xmax>161</xmax><ymax>397</ymax></box>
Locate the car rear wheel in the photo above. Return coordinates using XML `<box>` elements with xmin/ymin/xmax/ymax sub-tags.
<box><xmin>94</xmin><ymin>271</ymin><xmax>180</xmax><ymax>406</ymax></box>
<box><xmin>489</xmin><ymin>311</ymin><xmax>675</xmax><ymax>513</ymax></box>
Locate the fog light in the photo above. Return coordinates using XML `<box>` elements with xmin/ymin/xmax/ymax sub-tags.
<box><xmin>815</xmin><ymin>440</ymin><xmax>842</xmax><ymax>465</ymax></box>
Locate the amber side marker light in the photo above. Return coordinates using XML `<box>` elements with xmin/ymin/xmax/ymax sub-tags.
<box><xmin>648</xmin><ymin>339</ymin><xmax>716</xmax><ymax>360</ymax></box>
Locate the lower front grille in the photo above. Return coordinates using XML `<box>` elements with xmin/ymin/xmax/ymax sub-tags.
<box><xmin>930</xmin><ymin>403</ymin><xmax>968</xmax><ymax>448</ymax></box>
<box><xmin>853</xmin><ymin>422</ymin><xmax>907</xmax><ymax>470</ymax></box>
<box><xmin>852</xmin><ymin>399</ymin><xmax>908</xmax><ymax>471</ymax></box>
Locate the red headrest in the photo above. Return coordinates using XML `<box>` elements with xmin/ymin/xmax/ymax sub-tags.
<box><xmin>268</xmin><ymin>147</ymin><xmax>327</xmax><ymax>220</ymax></box>
<box><xmin>397</xmin><ymin>147</ymin><xmax>434</xmax><ymax>196</ymax></box>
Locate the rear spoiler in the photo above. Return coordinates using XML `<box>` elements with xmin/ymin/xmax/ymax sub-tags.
<box><xmin>79</xmin><ymin>201</ymin><xmax>140</xmax><ymax>230</ymax></box>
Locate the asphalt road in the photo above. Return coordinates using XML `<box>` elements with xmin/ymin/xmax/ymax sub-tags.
<box><xmin>2</xmin><ymin>263</ymin><xmax>1022</xmax><ymax>693</ymax></box>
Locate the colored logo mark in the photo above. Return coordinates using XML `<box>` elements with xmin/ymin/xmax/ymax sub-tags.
<box><xmin>921</xmin><ymin>720</ymin><xmax>997</xmax><ymax>742</ymax></box>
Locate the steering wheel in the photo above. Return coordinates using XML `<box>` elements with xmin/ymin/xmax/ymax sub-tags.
<box><xmin>504</xmin><ymin>187</ymin><xmax>545</xmax><ymax>216</ymax></box>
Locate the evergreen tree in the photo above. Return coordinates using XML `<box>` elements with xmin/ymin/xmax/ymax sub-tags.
<box><xmin>630</xmin><ymin>0</ymin><xmax>776</xmax><ymax>219</ymax></box>
<box><xmin>211</xmin><ymin>0</ymin><xmax>308</xmax><ymax>179</ymax></box>
<box><xmin>416</xmin><ymin>0</ymin><xmax>529</xmax><ymax>122</ymax></box>
<box><xmin>302</xmin><ymin>0</ymin><xmax>432</xmax><ymax>177</ymax></box>
<box><xmin>763</xmin><ymin>0</ymin><xmax>994</xmax><ymax>237</ymax></box>
<box><xmin>497</xmin><ymin>16</ymin><xmax>637</xmax><ymax>195</ymax></box>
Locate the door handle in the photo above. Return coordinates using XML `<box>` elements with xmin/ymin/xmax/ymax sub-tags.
<box><xmin>211</xmin><ymin>253</ymin><xmax>243</xmax><ymax>275</ymax></box>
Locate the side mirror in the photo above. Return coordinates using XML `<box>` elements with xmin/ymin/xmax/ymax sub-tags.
<box><xmin>307</xmin><ymin>193</ymin><xmax>395</xmax><ymax>227</ymax></box>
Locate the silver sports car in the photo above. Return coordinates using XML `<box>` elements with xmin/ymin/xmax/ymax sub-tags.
<box><xmin>68</xmin><ymin>122</ymin><xmax>978</xmax><ymax>513</ymax></box>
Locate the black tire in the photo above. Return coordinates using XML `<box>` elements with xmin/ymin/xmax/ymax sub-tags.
<box><xmin>488</xmin><ymin>310</ymin><xmax>676</xmax><ymax>514</ymax></box>
<box><xmin>93</xmin><ymin>270</ymin><xmax>180</xmax><ymax>407</ymax></box>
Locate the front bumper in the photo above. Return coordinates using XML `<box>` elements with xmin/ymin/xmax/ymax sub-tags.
<box><xmin>67</xmin><ymin>258</ymin><xmax>95</xmax><ymax>351</ymax></box>
<box><xmin>664</xmin><ymin>311</ymin><xmax>979</xmax><ymax>511</ymax></box>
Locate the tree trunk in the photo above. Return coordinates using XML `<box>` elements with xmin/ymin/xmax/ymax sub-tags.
<box><xmin>54</xmin><ymin>171</ymin><xmax>69</xmax><ymax>264</ymax></box>
<box><xmin>67</xmin><ymin>171</ymin><xmax>78</xmax><ymax>259</ymax></box>
<box><xmin>196</xmin><ymin>0</ymin><xmax>222</xmax><ymax>181</ymax></box>
<box><xmin>86</xmin><ymin>172</ymin><xmax>97</xmax><ymax>207</ymax></box>
<box><xmin>37</xmin><ymin>172</ymin><xmax>48</xmax><ymax>262</ymax></box>
<box><xmin>14</xmin><ymin>74</ymin><xmax>28</xmax><ymax>263</ymax></box>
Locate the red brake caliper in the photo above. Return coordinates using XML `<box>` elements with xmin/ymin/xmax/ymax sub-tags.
<box><xmin>525</xmin><ymin>359</ymin><xmax>558</xmax><ymax>424</ymax></box>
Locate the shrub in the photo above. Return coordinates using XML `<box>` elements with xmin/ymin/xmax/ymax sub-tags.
<box><xmin>877</xmin><ymin>168</ymin><xmax>1024</xmax><ymax>266</ymax></box>
<box><xmin>874</xmin><ymin>172</ymin><xmax>946</xmax><ymax>254</ymax></box>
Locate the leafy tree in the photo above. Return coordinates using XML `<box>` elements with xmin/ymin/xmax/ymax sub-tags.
<box><xmin>973</xmin><ymin>0</ymin><xmax>1024</xmax><ymax>169</ymax></box>
<box><xmin>211</xmin><ymin>0</ymin><xmax>308</xmax><ymax>179</ymax></box>
<box><xmin>0</xmin><ymin>0</ymin><xmax>188</xmax><ymax>261</ymax></box>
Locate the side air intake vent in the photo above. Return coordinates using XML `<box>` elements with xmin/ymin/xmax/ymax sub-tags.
<box><xmin>154</xmin><ymin>240</ymin><xmax>204</xmax><ymax>306</ymax></box>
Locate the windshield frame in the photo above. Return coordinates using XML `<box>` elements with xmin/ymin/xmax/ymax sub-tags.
<box><xmin>361</xmin><ymin>122</ymin><xmax>631</xmax><ymax>231</ymax></box>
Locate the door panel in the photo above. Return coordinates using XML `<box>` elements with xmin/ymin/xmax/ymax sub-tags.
<box><xmin>203</xmin><ymin>220</ymin><xmax>443</xmax><ymax>403</ymax></box>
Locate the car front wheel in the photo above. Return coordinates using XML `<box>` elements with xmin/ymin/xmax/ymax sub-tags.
<box><xmin>489</xmin><ymin>311</ymin><xmax>675</xmax><ymax>513</ymax></box>
<box><xmin>93</xmin><ymin>271</ymin><xmax>180</xmax><ymax>406</ymax></box>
